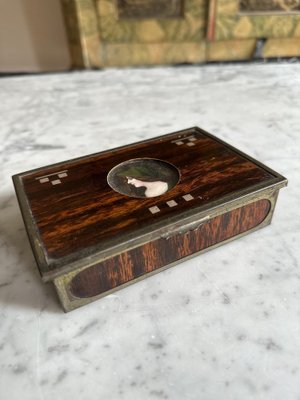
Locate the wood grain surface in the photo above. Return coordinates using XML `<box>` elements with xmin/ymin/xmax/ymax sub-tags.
<box><xmin>69</xmin><ymin>199</ymin><xmax>271</xmax><ymax>299</ymax></box>
<box><xmin>19</xmin><ymin>128</ymin><xmax>274</xmax><ymax>270</ymax></box>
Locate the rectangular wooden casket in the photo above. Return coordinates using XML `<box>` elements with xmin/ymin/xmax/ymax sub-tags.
<box><xmin>12</xmin><ymin>127</ymin><xmax>287</xmax><ymax>312</ymax></box>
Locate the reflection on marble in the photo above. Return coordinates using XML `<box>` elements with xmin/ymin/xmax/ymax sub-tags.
<box><xmin>0</xmin><ymin>63</ymin><xmax>299</xmax><ymax>400</ymax></box>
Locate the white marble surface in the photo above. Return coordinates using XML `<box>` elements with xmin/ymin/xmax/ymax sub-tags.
<box><xmin>0</xmin><ymin>63</ymin><xmax>299</xmax><ymax>400</ymax></box>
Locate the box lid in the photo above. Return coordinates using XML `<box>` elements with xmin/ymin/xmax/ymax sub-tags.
<box><xmin>13</xmin><ymin>127</ymin><xmax>287</xmax><ymax>281</ymax></box>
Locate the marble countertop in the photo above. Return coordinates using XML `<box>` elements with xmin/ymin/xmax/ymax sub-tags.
<box><xmin>0</xmin><ymin>63</ymin><xmax>299</xmax><ymax>400</ymax></box>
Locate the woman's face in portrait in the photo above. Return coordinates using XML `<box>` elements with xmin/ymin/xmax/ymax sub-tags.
<box><xmin>127</xmin><ymin>176</ymin><xmax>169</xmax><ymax>197</ymax></box>
<box><xmin>107</xmin><ymin>158</ymin><xmax>180</xmax><ymax>198</ymax></box>
<box><xmin>127</xmin><ymin>177</ymin><xmax>145</xmax><ymax>188</ymax></box>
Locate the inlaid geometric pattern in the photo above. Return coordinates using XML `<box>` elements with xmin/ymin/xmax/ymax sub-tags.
<box><xmin>149</xmin><ymin>206</ymin><xmax>160</xmax><ymax>214</ymax></box>
<box><xmin>172</xmin><ymin>136</ymin><xmax>198</xmax><ymax>146</ymax></box>
<box><xmin>52</xmin><ymin>179</ymin><xmax>62</xmax><ymax>185</ymax></box>
<box><xmin>39</xmin><ymin>177</ymin><xmax>50</xmax><ymax>183</ymax></box>
<box><xmin>58</xmin><ymin>172</ymin><xmax>68</xmax><ymax>178</ymax></box>
<box><xmin>182</xmin><ymin>194</ymin><xmax>194</xmax><ymax>201</ymax></box>
<box><xmin>167</xmin><ymin>200</ymin><xmax>178</xmax><ymax>207</ymax></box>
<box><xmin>148</xmin><ymin>194</ymin><xmax>196</xmax><ymax>214</ymax></box>
<box><xmin>36</xmin><ymin>170</ymin><xmax>68</xmax><ymax>186</ymax></box>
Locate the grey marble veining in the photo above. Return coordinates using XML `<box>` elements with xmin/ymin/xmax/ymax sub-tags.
<box><xmin>0</xmin><ymin>63</ymin><xmax>300</xmax><ymax>400</ymax></box>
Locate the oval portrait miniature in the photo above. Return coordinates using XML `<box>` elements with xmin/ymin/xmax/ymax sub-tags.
<box><xmin>107</xmin><ymin>158</ymin><xmax>180</xmax><ymax>198</ymax></box>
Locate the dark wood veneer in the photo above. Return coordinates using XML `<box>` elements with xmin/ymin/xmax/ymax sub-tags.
<box><xmin>13</xmin><ymin>127</ymin><xmax>287</xmax><ymax>311</ymax></box>
<box><xmin>20</xmin><ymin>128</ymin><xmax>273</xmax><ymax>270</ymax></box>
<box><xmin>70</xmin><ymin>199</ymin><xmax>270</xmax><ymax>299</ymax></box>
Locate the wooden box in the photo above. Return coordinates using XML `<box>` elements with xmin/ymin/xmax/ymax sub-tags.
<box><xmin>13</xmin><ymin>127</ymin><xmax>287</xmax><ymax>312</ymax></box>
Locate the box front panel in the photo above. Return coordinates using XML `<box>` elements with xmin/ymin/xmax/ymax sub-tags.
<box><xmin>55</xmin><ymin>197</ymin><xmax>272</xmax><ymax>311</ymax></box>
